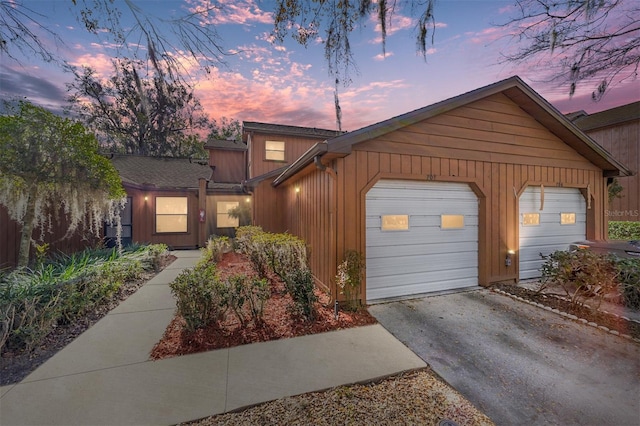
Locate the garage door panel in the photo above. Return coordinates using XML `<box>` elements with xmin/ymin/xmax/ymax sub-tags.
<box><xmin>366</xmin><ymin>231</ymin><xmax>478</xmax><ymax>247</ymax></box>
<box><xmin>367</xmin><ymin>275</ymin><xmax>478</xmax><ymax>300</ymax></box>
<box><xmin>367</xmin><ymin>251</ymin><xmax>478</xmax><ymax>276</ymax></box>
<box><xmin>366</xmin><ymin>180</ymin><xmax>478</xmax><ymax>301</ymax></box>
<box><xmin>519</xmin><ymin>187</ymin><xmax>586</xmax><ymax>280</ymax></box>
<box><xmin>367</xmin><ymin>241</ymin><xmax>476</xmax><ymax>258</ymax></box>
<box><xmin>365</xmin><ymin>216</ymin><xmax>479</xmax><ymax>229</ymax></box>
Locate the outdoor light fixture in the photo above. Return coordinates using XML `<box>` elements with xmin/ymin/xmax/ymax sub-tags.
<box><xmin>295</xmin><ymin>187</ymin><xmax>300</xmax><ymax>193</ymax></box>
<box><xmin>505</xmin><ymin>250</ymin><xmax>515</xmax><ymax>267</ymax></box>
<box><xmin>144</xmin><ymin>195</ymin><xmax>148</xmax><ymax>201</ymax></box>
<box><xmin>245</xmin><ymin>197</ymin><xmax>251</xmax><ymax>203</ymax></box>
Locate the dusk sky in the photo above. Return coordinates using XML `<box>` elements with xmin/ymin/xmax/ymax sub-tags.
<box><xmin>1</xmin><ymin>0</ymin><xmax>638</xmax><ymax>132</ymax></box>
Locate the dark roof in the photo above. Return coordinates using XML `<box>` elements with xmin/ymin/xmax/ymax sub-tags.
<box><xmin>205</xmin><ymin>138</ymin><xmax>247</xmax><ymax>151</ymax></box>
<box><xmin>571</xmin><ymin>101</ymin><xmax>640</xmax><ymax>131</ymax></box>
<box><xmin>243</xmin><ymin>121</ymin><xmax>343</xmax><ymax>140</ymax></box>
<box><xmin>111</xmin><ymin>155</ymin><xmax>212</xmax><ymax>190</ymax></box>
<box><xmin>273</xmin><ymin>76</ymin><xmax>632</xmax><ymax>186</ymax></box>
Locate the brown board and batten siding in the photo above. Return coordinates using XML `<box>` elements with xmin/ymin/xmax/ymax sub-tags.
<box><xmin>573</xmin><ymin>102</ymin><xmax>639</xmax><ymax>222</ymax></box>
<box><xmin>244</xmin><ymin>122</ymin><xmax>342</xmax><ymax>234</ymax></box>
<box><xmin>273</xmin><ymin>76</ymin><xmax>630</xmax><ymax>302</ymax></box>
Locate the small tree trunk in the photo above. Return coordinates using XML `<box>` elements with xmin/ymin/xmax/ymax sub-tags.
<box><xmin>17</xmin><ymin>188</ymin><xmax>38</xmax><ymax>267</ymax></box>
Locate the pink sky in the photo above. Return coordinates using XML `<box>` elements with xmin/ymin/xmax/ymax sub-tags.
<box><xmin>0</xmin><ymin>0</ymin><xmax>637</xmax><ymax>132</ymax></box>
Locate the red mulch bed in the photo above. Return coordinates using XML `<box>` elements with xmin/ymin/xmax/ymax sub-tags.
<box><xmin>150</xmin><ymin>252</ymin><xmax>377</xmax><ymax>360</ymax></box>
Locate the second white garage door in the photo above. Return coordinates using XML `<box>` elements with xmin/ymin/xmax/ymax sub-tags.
<box><xmin>366</xmin><ymin>180</ymin><xmax>478</xmax><ymax>301</ymax></box>
<box><xmin>519</xmin><ymin>186</ymin><xmax>587</xmax><ymax>280</ymax></box>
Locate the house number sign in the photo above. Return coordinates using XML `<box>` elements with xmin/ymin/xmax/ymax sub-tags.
<box><xmin>381</xmin><ymin>215</ymin><xmax>409</xmax><ymax>231</ymax></box>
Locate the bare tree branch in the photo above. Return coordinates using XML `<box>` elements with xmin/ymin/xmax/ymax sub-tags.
<box><xmin>499</xmin><ymin>0</ymin><xmax>640</xmax><ymax>100</ymax></box>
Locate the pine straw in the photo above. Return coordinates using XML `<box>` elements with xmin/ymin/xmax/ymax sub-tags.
<box><xmin>183</xmin><ymin>369</ymin><xmax>494</xmax><ymax>426</ymax></box>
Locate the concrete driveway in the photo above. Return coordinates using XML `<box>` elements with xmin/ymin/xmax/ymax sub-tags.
<box><xmin>369</xmin><ymin>289</ymin><xmax>640</xmax><ymax>426</ymax></box>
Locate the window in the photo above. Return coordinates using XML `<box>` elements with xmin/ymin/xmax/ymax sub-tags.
<box><xmin>217</xmin><ymin>201</ymin><xmax>239</xmax><ymax>228</ymax></box>
<box><xmin>156</xmin><ymin>197</ymin><xmax>188</xmax><ymax>233</ymax></box>
<box><xmin>381</xmin><ymin>215</ymin><xmax>409</xmax><ymax>231</ymax></box>
<box><xmin>441</xmin><ymin>214</ymin><xmax>464</xmax><ymax>229</ymax></box>
<box><xmin>561</xmin><ymin>212</ymin><xmax>576</xmax><ymax>225</ymax></box>
<box><xmin>522</xmin><ymin>213</ymin><xmax>540</xmax><ymax>226</ymax></box>
<box><xmin>265</xmin><ymin>140</ymin><xmax>285</xmax><ymax>161</ymax></box>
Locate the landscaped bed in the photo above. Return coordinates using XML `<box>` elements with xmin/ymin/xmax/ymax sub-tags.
<box><xmin>0</xmin><ymin>244</ymin><xmax>174</xmax><ymax>385</ymax></box>
<box><xmin>492</xmin><ymin>283</ymin><xmax>640</xmax><ymax>340</ymax></box>
<box><xmin>151</xmin><ymin>250</ymin><xmax>377</xmax><ymax>359</ymax></box>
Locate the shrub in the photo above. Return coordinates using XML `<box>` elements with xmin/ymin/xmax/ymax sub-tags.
<box><xmin>336</xmin><ymin>250</ymin><xmax>365</xmax><ymax>311</ymax></box>
<box><xmin>235</xmin><ymin>226</ymin><xmax>264</xmax><ymax>254</ymax></box>
<box><xmin>539</xmin><ymin>249</ymin><xmax>618</xmax><ymax>308</ymax></box>
<box><xmin>609</xmin><ymin>221</ymin><xmax>640</xmax><ymax>240</ymax></box>
<box><xmin>612</xmin><ymin>258</ymin><xmax>640</xmax><ymax>309</ymax></box>
<box><xmin>0</xmin><ymin>244</ymin><xmax>168</xmax><ymax>353</ymax></box>
<box><xmin>284</xmin><ymin>268</ymin><xmax>317</xmax><ymax>321</ymax></box>
<box><xmin>169</xmin><ymin>262</ymin><xmax>227</xmax><ymax>333</ymax></box>
<box><xmin>224</xmin><ymin>274</ymin><xmax>270</xmax><ymax>326</ymax></box>
<box><xmin>236</xmin><ymin>227</ymin><xmax>308</xmax><ymax>281</ymax></box>
<box><xmin>204</xmin><ymin>236</ymin><xmax>230</xmax><ymax>263</ymax></box>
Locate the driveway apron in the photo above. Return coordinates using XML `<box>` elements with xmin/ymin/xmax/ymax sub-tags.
<box><xmin>369</xmin><ymin>289</ymin><xmax>640</xmax><ymax>426</ymax></box>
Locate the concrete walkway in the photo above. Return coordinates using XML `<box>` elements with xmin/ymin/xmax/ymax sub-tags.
<box><xmin>0</xmin><ymin>250</ymin><xmax>426</xmax><ymax>426</ymax></box>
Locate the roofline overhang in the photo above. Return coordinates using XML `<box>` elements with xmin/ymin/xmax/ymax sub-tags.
<box><xmin>323</xmin><ymin>76</ymin><xmax>632</xmax><ymax>178</ymax></box>
<box><xmin>243</xmin><ymin>121</ymin><xmax>341</xmax><ymax>140</ymax></box>
<box><xmin>272</xmin><ymin>143</ymin><xmax>329</xmax><ymax>186</ymax></box>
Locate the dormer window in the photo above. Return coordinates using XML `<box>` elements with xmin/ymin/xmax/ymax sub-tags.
<box><xmin>265</xmin><ymin>140</ymin><xmax>285</xmax><ymax>161</ymax></box>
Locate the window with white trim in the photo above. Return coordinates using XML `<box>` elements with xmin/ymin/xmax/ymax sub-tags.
<box><xmin>156</xmin><ymin>197</ymin><xmax>188</xmax><ymax>233</ymax></box>
<box><xmin>265</xmin><ymin>140</ymin><xmax>285</xmax><ymax>161</ymax></box>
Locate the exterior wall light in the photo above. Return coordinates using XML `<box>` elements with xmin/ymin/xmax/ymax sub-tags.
<box><xmin>245</xmin><ymin>197</ymin><xmax>251</xmax><ymax>203</ymax></box>
<box><xmin>295</xmin><ymin>187</ymin><xmax>300</xmax><ymax>193</ymax></box>
<box><xmin>505</xmin><ymin>250</ymin><xmax>515</xmax><ymax>267</ymax></box>
<box><xmin>144</xmin><ymin>195</ymin><xmax>148</xmax><ymax>202</ymax></box>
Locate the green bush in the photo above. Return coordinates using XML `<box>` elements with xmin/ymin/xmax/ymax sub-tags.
<box><xmin>284</xmin><ymin>268</ymin><xmax>317</xmax><ymax>321</ymax></box>
<box><xmin>0</xmin><ymin>244</ymin><xmax>168</xmax><ymax>353</ymax></box>
<box><xmin>203</xmin><ymin>236</ymin><xmax>230</xmax><ymax>263</ymax></box>
<box><xmin>609</xmin><ymin>221</ymin><xmax>640</xmax><ymax>240</ymax></box>
<box><xmin>235</xmin><ymin>227</ymin><xmax>308</xmax><ymax>281</ymax></box>
<box><xmin>224</xmin><ymin>274</ymin><xmax>270</xmax><ymax>326</ymax></box>
<box><xmin>336</xmin><ymin>250</ymin><xmax>365</xmax><ymax>311</ymax></box>
<box><xmin>170</xmin><ymin>262</ymin><xmax>227</xmax><ymax>332</ymax></box>
<box><xmin>539</xmin><ymin>249</ymin><xmax>618</xmax><ymax>307</ymax></box>
<box><xmin>612</xmin><ymin>258</ymin><xmax>640</xmax><ymax>309</ymax></box>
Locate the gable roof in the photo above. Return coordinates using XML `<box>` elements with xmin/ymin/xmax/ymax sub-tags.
<box><xmin>571</xmin><ymin>101</ymin><xmax>640</xmax><ymax>131</ymax></box>
<box><xmin>111</xmin><ymin>155</ymin><xmax>212</xmax><ymax>190</ymax></box>
<box><xmin>243</xmin><ymin>121</ymin><xmax>343</xmax><ymax>140</ymax></box>
<box><xmin>205</xmin><ymin>138</ymin><xmax>247</xmax><ymax>151</ymax></box>
<box><xmin>274</xmin><ymin>76</ymin><xmax>631</xmax><ymax>185</ymax></box>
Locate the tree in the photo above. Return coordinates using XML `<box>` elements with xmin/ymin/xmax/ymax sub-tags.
<box><xmin>273</xmin><ymin>0</ymin><xmax>437</xmax><ymax>86</ymax></box>
<box><xmin>499</xmin><ymin>0</ymin><xmax>640</xmax><ymax>100</ymax></box>
<box><xmin>1</xmin><ymin>0</ymin><xmax>227</xmax><ymax>84</ymax></box>
<box><xmin>207</xmin><ymin>117</ymin><xmax>242</xmax><ymax>142</ymax></box>
<box><xmin>67</xmin><ymin>58</ymin><xmax>209</xmax><ymax>158</ymax></box>
<box><xmin>0</xmin><ymin>101</ymin><xmax>126</xmax><ymax>267</ymax></box>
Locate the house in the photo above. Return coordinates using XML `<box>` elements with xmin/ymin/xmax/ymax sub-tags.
<box><xmin>259</xmin><ymin>76</ymin><xmax>631</xmax><ymax>302</ymax></box>
<box><xmin>242</xmin><ymin>121</ymin><xmax>342</xmax><ymax>231</ymax></box>
<box><xmin>108</xmin><ymin>155</ymin><xmax>248</xmax><ymax>249</ymax></box>
<box><xmin>569</xmin><ymin>101</ymin><xmax>639</xmax><ymax>222</ymax></box>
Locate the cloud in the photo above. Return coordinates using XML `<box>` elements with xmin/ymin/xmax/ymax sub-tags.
<box><xmin>187</xmin><ymin>0</ymin><xmax>272</xmax><ymax>25</ymax></box>
<box><xmin>373</xmin><ymin>52</ymin><xmax>394</xmax><ymax>61</ymax></box>
<box><xmin>0</xmin><ymin>64</ymin><xmax>68</xmax><ymax>113</ymax></box>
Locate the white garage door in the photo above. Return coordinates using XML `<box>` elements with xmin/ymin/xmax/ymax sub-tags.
<box><xmin>519</xmin><ymin>186</ymin><xmax>587</xmax><ymax>280</ymax></box>
<box><xmin>366</xmin><ymin>180</ymin><xmax>478</xmax><ymax>301</ymax></box>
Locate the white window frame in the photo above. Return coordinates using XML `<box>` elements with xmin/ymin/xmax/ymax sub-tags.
<box><xmin>155</xmin><ymin>197</ymin><xmax>188</xmax><ymax>233</ymax></box>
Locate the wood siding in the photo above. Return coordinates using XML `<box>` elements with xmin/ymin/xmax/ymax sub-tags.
<box><xmin>1</xmin><ymin>204</ymin><xmax>101</xmax><ymax>269</ymax></box>
<box><xmin>585</xmin><ymin>119</ymin><xmax>639</xmax><ymax>221</ymax></box>
<box><xmin>281</xmin><ymin>93</ymin><xmax>608</xmax><ymax>300</ymax></box>
<box><xmin>127</xmin><ymin>187</ymin><xmax>202</xmax><ymax>249</ymax></box>
<box><xmin>248</xmin><ymin>133</ymin><xmax>321</xmax><ymax>178</ymax></box>
<box><xmin>208</xmin><ymin>149</ymin><xmax>246</xmax><ymax>183</ymax></box>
